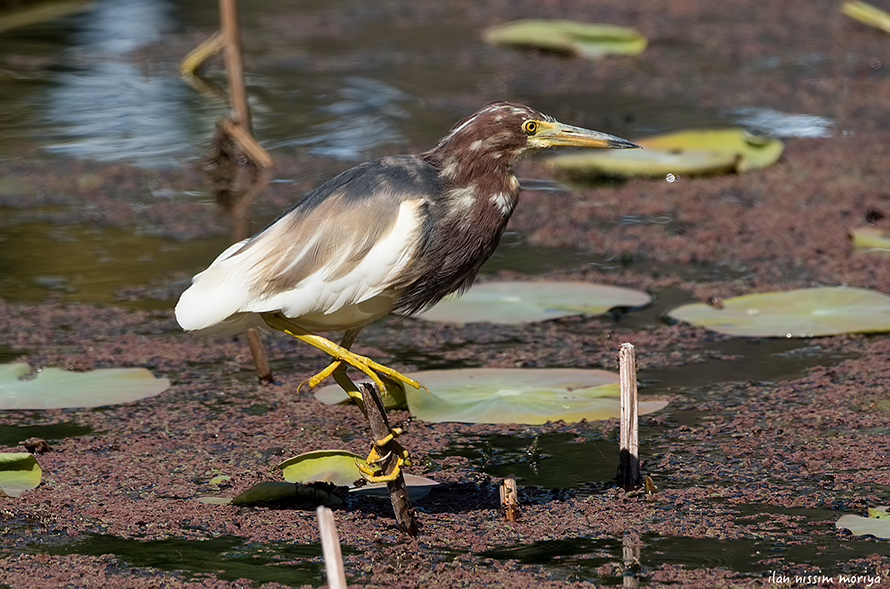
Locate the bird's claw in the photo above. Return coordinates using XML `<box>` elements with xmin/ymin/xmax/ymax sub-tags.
<box><xmin>307</xmin><ymin>360</ymin><xmax>342</xmax><ymax>387</ymax></box>
<box><xmin>356</xmin><ymin>428</ymin><xmax>411</xmax><ymax>483</ymax></box>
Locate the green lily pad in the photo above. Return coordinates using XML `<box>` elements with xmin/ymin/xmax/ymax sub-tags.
<box><xmin>277</xmin><ymin>450</ymin><xmax>439</xmax><ymax>500</ymax></box>
<box><xmin>413</xmin><ymin>281</ymin><xmax>651</xmax><ymax>324</ymax></box>
<box><xmin>278</xmin><ymin>450</ymin><xmax>365</xmax><ymax>487</ymax></box>
<box><xmin>484</xmin><ymin>19</ymin><xmax>647</xmax><ymax>58</ymax></box>
<box><xmin>407</xmin><ymin>368</ymin><xmax>663</xmax><ymax>424</ymax></box>
<box><xmin>317</xmin><ymin>368</ymin><xmax>667</xmax><ymax>424</ymax></box>
<box><xmin>548</xmin><ymin>128</ymin><xmax>783</xmax><ymax>178</ymax></box>
<box><xmin>851</xmin><ymin>226</ymin><xmax>890</xmax><ymax>252</ymax></box>
<box><xmin>669</xmin><ymin>287</ymin><xmax>890</xmax><ymax>337</ymax></box>
<box><xmin>836</xmin><ymin>506</ymin><xmax>890</xmax><ymax>539</ymax></box>
<box><xmin>0</xmin><ymin>363</ymin><xmax>170</xmax><ymax>410</ymax></box>
<box><xmin>843</xmin><ymin>0</ymin><xmax>890</xmax><ymax>34</ymax></box>
<box><xmin>0</xmin><ymin>453</ymin><xmax>41</xmax><ymax>498</ymax></box>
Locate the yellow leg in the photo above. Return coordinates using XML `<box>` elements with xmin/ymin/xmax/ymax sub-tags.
<box><xmin>263</xmin><ymin>314</ymin><xmax>416</xmax><ymax>483</ymax></box>
<box><xmin>263</xmin><ymin>314</ymin><xmax>424</xmax><ymax>393</ymax></box>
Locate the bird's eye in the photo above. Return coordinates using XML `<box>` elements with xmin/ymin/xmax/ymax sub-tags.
<box><xmin>522</xmin><ymin>120</ymin><xmax>538</xmax><ymax>135</ymax></box>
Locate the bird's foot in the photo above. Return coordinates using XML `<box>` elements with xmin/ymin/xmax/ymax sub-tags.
<box><xmin>308</xmin><ymin>349</ymin><xmax>426</xmax><ymax>397</ymax></box>
<box><xmin>357</xmin><ymin>428</ymin><xmax>411</xmax><ymax>483</ymax></box>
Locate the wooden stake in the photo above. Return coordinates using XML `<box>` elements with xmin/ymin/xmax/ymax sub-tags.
<box><xmin>316</xmin><ymin>506</ymin><xmax>347</xmax><ymax>589</ymax></box>
<box><xmin>220</xmin><ymin>0</ymin><xmax>249</xmax><ymax>129</ymax></box>
<box><xmin>246</xmin><ymin>327</ymin><xmax>273</xmax><ymax>384</ymax></box>
<box><xmin>359</xmin><ymin>383</ymin><xmax>419</xmax><ymax>536</ymax></box>
<box><xmin>499</xmin><ymin>475</ymin><xmax>520</xmax><ymax>522</ymax></box>
<box><xmin>617</xmin><ymin>343</ymin><xmax>641</xmax><ymax>490</ymax></box>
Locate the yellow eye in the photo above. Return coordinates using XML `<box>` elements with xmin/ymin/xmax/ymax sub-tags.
<box><xmin>523</xmin><ymin>120</ymin><xmax>538</xmax><ymax>135</ymax></box>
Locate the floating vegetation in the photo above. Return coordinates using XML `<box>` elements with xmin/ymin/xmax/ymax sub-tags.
<box><xmin>548</xmin><ymin>128</ymin><xmax>783</xmax><ymax>178</ymax></box>
<box><xmin>669</xmin><ymin>287</ymin><xmax>890</xmax><ymax>337</ymax></box>
<box><xmin>413</xmin><ymin>281</ymin><xmax>651</xmax><ymax>324</ymax></box>
<box><xmin>850</xmin><ymin>227</ymin><xmax>890</xmax><ymax>253</ymax></box>
<box><xmin>319</xmin><ymin>368</ymin><xmax>667</xmax><ymax>425</ymax></box>
<box><xmin>0</xmin><ymin>453</ymin><xmax>41</xmax><ymax>498</ymax></box>
<box><xmin>0</xmin><ymin>363</ymin><xmax>170</xmax><ymax>410</ymax></box>
<box><xmin>278</xmin><ymin>450</ymin><xmax>366</xmax><ymax>488</ymax></box>
<box><xmin>836</xmin><ymin>506</ymin><xmax>890</xmax><ymax>539</ymax></box>
<box><xmin>842</xmin><ymin>0</ymin><xmax>890</xmax><ymax>34</ymax></box>
<box><xmin>484</xmin><ymin>19</ymin><xmax>647</xmax><ymax>58</ymax></box>
<box><xmin>201</xmin><ymin>451</ymin><xmax>438</xmax><ymax>505</ymax></box>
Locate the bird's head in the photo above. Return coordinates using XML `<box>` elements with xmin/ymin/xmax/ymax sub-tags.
<box><xmin>426</xmin><ymin>101</ymin><xmax>639</xmax><ymax>170</ymax></box>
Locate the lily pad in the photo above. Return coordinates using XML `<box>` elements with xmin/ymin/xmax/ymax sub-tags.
<box><xmin>413</xmin><ymin>281</ymin><xmax>651</xmax><ymax>324</ymax></box>
<box><xmin>843</xmin><ymin>0</ymin><xmax>890</xmax><ymax>34</ymax></box>
<box><xmin>669</xmin><ymin>287</ymin><xmax>890</xmax><ymax>337</ymax></box>
<box><xmin>0</xmin><ymin>363</ymin><xmax>170</xmax><ymax>410</ymax></box>
<box><xmin>278</xmin><ymin>450</ymin><xmax>366</xmax><ymax>487</ymax></box>
<box><xmin>850</xmin><ymin>226</ymin><xmax>890</xmax><ymax>252</ymax></box>
<box><xmin>0</xmin><ymin>453</ymin><xmax>41</xmax><ymax>498</ymax></box>
<box><xmin>548</xmin><ymin>128</ymin><xmax>783</xmax><ymax>178</ymax></box>
<box><xmin>277</xmin><ymin>450</ymin><xmax>439</xmax><ymax>500</ymax></box>
<box><xmin>484</xmin><ymin>19</ymin><xmax>647</xmax><ymax>58</ymax></box>
<box><xmin>317</xmin><ymin>368</ymin><xmax>667</xmax><ymax>424</ymax></box>
<box><xmin>836</xmin><ymin>506</ymin><xmax>890</xmax><ymax>539</ymax></box>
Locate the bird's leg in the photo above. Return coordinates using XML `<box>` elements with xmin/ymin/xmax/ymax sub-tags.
<box><xmin>263</xmin><ymin>314</ymin><xmax>424</xmax><ymax>393</ymax></box>
<box><xmin>263</xmin><ymin>314</ymin><xmax>417</xmax><ymax>481</ymax></box>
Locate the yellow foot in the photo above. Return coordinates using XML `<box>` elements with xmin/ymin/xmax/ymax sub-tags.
<box><xmin>262</xmin><ymin>314</ymin><xmax>429</xmax><ymax>396</ymax></box>
<box><xmin>357</xmin><ymin>429</ymin><xmax>411</xmax><ymax>483</ymax></box>
<box><xmin>309</xmin><ymin>350</ymin><xmax>425</xmax><ymax>397</ymax></box>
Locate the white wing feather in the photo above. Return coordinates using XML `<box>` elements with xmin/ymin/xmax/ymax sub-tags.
<box><xmin>175</xmin><ymin>200</ymin><xmax>422</xmax><ymax>332</ymax></box>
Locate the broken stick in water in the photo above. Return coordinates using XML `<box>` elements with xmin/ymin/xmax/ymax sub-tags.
<box><xmin>316</xmin><ymin>506</ymin><xmax>347</xmax><ymax>589</ymax></box>
<box><xmin>617</xmin><ymin>343</ymin><xmax>641</xmax><ymax>490</ymax></box>
<box><xmin>499</xmin><ymin>475</ymin><xmax>520</xmax><ymax>522</ymax></box>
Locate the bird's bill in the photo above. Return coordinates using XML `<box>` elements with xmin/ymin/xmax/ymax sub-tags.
<box><xmin>535</xmin><ymin>121</ymin><xmax>640</xmax><ymax>149</ymax></box>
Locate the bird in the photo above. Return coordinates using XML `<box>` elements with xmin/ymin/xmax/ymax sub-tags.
<box><xmin>176</xmin><ymin>101</ymin><xmax>638</xmax><ymax>480</ymax></box>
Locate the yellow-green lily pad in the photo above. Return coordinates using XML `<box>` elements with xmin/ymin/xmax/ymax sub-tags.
<box><xmin>851</xmin><ymin>226</ymin><xmax>890</xmax><ymax>252</ymax></box>
<box><xmin>278</xmin><ymin>450</ymin><xmax>365</xmax><ymax>487</ymax></box>
<box><xmin>0</xmin><ymin>453</ymin><xmax>41</xmax><ymax>498</ymax></box>
<box><xmin>316</xmin><ymin>368</ymin><xmax>667</xmax><ymax>424</ymax></box>
<box><xmin>548</xmin><ymin>128</ymin><xmax>783</xmax><ymax>178</ymax></box>
<box><xmin>669</xmin><ymin>287</ymin><xmax>890</xmax><ymax>337</ymax></box>
<box><xmin>277</xmin><ymin>450</ymin><xmax>439</xmax><ymax>500</ymax></box>
<box><xmin>484</xmin><ymin>19</ymin><xmax>647</xmax><ymax>58</ymax></box>
<box><xmin>413</xmin><ymin>281</ymin><xmax>651</xmax><ymax>324</ymax></box>
<box><xmin>836</xmin><ymin>506</ymin><xmax>890</xmax><ymax>539</ymax></box>
<box><xmin>843</xmin><ymin>0</ymin><xmax>890</xmax><ymax>34</ymax></box>
<box><xmin>0</xmin><ymin>363</ymin><xmax>170</xmax><ymax>410</ymax></box>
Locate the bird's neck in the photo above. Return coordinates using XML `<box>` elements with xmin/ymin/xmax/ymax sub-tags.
<box><xmin>420</xmin><ymin>148</ymin><xmax>521</xmax><ymax>219</ymax></box>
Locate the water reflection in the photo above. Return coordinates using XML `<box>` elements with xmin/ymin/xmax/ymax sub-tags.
<box><xmin>41</xmin><ymin>0</ymin><xmax>209</xmax><ymax>165</ymax></box>
<box><xmin>268</xmin><ymin>76</ymin><xmax>410</xmax><ymax>159</ymax></box>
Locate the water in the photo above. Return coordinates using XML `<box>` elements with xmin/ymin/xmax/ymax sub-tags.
<box><xmin>0</xmin><ymin>421</ymin><xmax>92</xmax><ymax>448</ymax></box>
<box><xmin>33</xmin><ymin>534</ymin><xmax>327</xmax><ymax>587</ymax></box>
<box><xmin>475</xmin><ymin>529</ymin><xmax>884</xmax><ymax>585</ymax></box>
<box><xmin>0</xmin><ymin>220</ymin><xmax>229</xmax><ymax>307</ymax></box>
